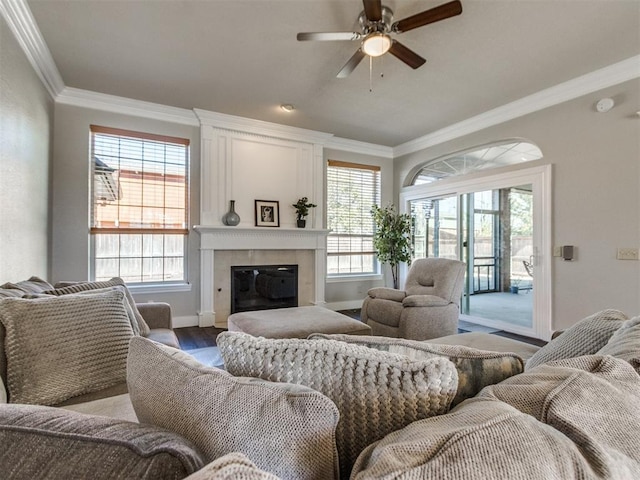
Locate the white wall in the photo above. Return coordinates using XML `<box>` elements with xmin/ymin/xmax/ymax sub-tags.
<box><xmin>394</xmin><ymin>79</ymin><xmax>640</xmax><ymax>330</ymax></box>
<box><xmin>51</xmin><ymin>104</ymin><xmax>200</xmax><ymax>318</ymax></box>
<box><xmin>0</xmin><ymin>15</ymin><xmax>53</xmax><ymax>283</ymax></box>
<box><xmin>198</xmin><ymin>123</ymin><xmax>324</xmax><ymax>228</ymax></box>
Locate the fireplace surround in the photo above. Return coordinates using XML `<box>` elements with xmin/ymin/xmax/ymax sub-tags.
<box><xmin>194</xmin><ymin>226</ymin><xmax>330</xmax><ymax>327</ymax></box>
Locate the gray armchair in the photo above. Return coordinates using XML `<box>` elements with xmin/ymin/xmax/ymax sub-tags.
<box><xmin>361</xmin><ymin>258</ymin><xmax>466</xmax><ymax>340</ymax></box>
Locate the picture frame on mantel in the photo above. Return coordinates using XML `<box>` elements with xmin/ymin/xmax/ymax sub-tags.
<box><xmin>255</xmin><ymin>200</ymin><xmax>280</xmax><ymax>227</ymax></box>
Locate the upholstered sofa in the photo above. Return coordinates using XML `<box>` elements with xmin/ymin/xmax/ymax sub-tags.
<box><xmin>1</xmin><ymin>278</ymin><xmax>639</xmax><ymax>479</ymax></box>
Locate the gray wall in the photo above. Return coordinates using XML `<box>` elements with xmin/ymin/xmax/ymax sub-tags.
<box><xmin>394</xmin><ymin>79</ymin><xmax>640</xmax><ymax>330</ymax></box>
<box><xmin>51</xmin><ymin>104</ymin><xmax>200</xmax><ymax>317</ymax></box>
<box><xmin>0</xmin><ymin>15</ymin><xmax>53</xmax><ymax>283</ymax></box>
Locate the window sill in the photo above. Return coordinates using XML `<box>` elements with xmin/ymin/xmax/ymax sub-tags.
<box><xmin>128</xmin><ymin>283</ymin><xmax>192</xmax><ymax>294</ymax></box>
<box><xmin>326</xmin><ymin>274</ymin><xmax>383</xmax><ymax>283</ymax></box>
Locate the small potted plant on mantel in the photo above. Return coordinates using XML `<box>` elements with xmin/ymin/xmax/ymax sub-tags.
<box><xmin>292</xmin><ymin>197</ymin><xmax>317</xmax><ymax>228</ymax></box>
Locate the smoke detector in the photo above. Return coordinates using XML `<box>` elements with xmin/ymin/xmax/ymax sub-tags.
<box><xmin>596</xmin><ymin>98</ymin><xmax>615</xmax><ymax>113</ymax></box>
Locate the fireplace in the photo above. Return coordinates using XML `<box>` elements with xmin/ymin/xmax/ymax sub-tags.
<box><xmin>231</xmin><ymin>265</ymin><xmax>298</xmax><ymax>314</ymax></box>
<box><xmin>195</xmin><ymin>226</ymin><xmax>330</xmax><ymax>327</ymax></box>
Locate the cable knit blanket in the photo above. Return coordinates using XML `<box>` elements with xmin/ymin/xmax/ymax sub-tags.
<box><xmin>217</xmin><ymin>332</ymin><xmax>458</xmax><ymax>478</ymax></box>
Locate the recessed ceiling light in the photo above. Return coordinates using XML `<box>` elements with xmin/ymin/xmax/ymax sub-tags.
<box><xmin>280</xmin><ymin>104</ymin><xmax>295</xmax><ymax>113</ymax></box>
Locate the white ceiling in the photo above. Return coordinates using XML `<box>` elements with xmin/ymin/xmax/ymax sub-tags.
<box><xmin>25</xmin><ymin>0</ymin><xmax>640</xmax><ymax>147</ymax></box>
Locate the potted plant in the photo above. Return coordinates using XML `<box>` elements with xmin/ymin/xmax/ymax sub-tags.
<box><xmin>292</xmin><ymin>197</ymin><xmax>317</xmax><ymax>228</ymax></box>
<box><xmin>371</xmin><ymin>204</ymin><xmax>413</xmax><ymax>289</ymax></box>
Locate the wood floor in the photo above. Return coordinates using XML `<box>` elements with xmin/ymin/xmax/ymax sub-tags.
<box><xmin>174</xmin><ymin>327</ymin><xmax>226</xmax><ymax>350</ymax></box>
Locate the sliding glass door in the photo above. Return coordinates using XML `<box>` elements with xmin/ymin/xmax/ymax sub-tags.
<box><xmin>402</xmin><ymin>165</ymin><xmax>551</xmax><ymax>340</ymax></box>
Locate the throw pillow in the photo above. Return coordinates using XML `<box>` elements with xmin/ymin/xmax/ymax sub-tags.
<box><xmin>63</xmin><ymin>285</ymin><xmax>141</xmax><ymax>336</ymax></box>
<box><xmin>127</xmin><ymin>337</ymin><xmax>340</xmax><ymax>480</ymax></box>
<box><xmin>0</xmin><ymin>403</ymin><xmax>205</xmax><ymax>480</ymax></box>
<box><xmin>525</xmin><ymin>309</ymin><xmax>628</xmax><ymax>370</ymax></box>
<box><xmin>0</xmin><ymin>276</ymin><xmax>53</xmax><ymax>295</ymax></box>
<box><xmin>311</xmin><ymin>333</ymin><xmax>524</xmax><ymax>405</ymax></box>
<box><xmin>597</xmin><ymin>315</ymin><xmax>640</xmax><ymax>371</ymax></box>
<box><xmin>217</xmin><ymin>332</ymin><xmax>458</xmax><ymax>478</ymax></box>
<box><xmin>43</xmin><ymin>277</ymin><xmax>150</xmax><ymax>336</ymax></box>
<box><xmin>352</xmin><ymin>355</ymin><xmax>640</xmax><ymax>479</ymax></box>
<box><xmin>0</xmin><ymin>288</ymin><xmax>24</xmax><ymax>299</ymax></box>
<box><xmin>184</xmin><ymin>453</ymin><xmax>281</xmax><ymax>480</ymax></box>
<box><xmin>0</xmin><ymin>290</ymin><xmax>134</xmax><ymax>405</ymax></box>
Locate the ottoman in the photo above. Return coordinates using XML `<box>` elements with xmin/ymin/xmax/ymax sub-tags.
<box><xmin>227</xmin><ymin>306</ymin><xmax>372</xmax><ymax>339</ymax></box>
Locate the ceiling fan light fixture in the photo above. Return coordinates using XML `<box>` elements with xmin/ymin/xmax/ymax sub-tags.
<box><xmin>362</xmin><ymin>33</ymin><xmax>391</xmax><ymax>57</ymax></box>
<box><xmin>280</xmin><ymin>104</ymin><xmax>295</xmax><ymax>113</ymax></box>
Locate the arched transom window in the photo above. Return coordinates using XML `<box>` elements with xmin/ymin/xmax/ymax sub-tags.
<box><xmin>411</xmin><ymin>141</ymin><xmax>543</xmax><ymax>185</ymax></box>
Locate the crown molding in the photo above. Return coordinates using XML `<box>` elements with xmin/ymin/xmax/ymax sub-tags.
<box><xmin>57</xmin><ymin>87</ymin><xmax>199</xmax><ymax>126</ymax></box>
<box><xmin>393</xmin><ymin>55</ymin><xmax>640</xmax><ymax>157</ymax></box>
<box><xmin>325</xmin><ymin>136</ymin><xmax>393</xmax><ymax>158</ymax></box>
<box><xmin>194</xmin><ymin>108</ymin><xmax>334</xmax><ymax>145</ymax></box>
<box><xmin>196</xmin><ymin>109</ymin><xmax>391</xmax><ymax>154</ymax></box>
<box><xmin>0</xmin><ymin>0</ymin><xmax>64</xmax><ymax>98</ymax></box>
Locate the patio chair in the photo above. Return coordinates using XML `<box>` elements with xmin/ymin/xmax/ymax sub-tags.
<box><xmin>522</xmin><ymin>260</ymin><xmax>533</xmax><ymax>293</ymax></box>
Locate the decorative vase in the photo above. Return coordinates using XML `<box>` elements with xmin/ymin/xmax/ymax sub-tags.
<box><xmin>297</xmin><ymin>219</ymin><xmax>306</xmax><ymax>228</ymax></box>
<box><xmin>222</xmin><ymin>200</ymin><xmax>240</xmax><ymax>226</ymax></box>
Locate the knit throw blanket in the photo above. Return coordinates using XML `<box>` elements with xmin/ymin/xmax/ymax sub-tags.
<box><xmin>218</xmin><ymin>332</ymin><xmax>458</xmax><ymax>478</ymax></box>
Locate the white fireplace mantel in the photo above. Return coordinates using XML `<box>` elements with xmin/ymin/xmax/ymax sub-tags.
<box><xmin>194</xmin><ymin>225</ymin><xmax>331</xmax><ymax>327</ymax></box>
<box><xmin>194</xmin><ymin>225</ymin><xmax>330</xmax><ymax>250</ymax></box>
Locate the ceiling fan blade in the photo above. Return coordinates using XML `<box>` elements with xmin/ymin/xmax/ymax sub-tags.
<box><xmin>297</xmin><ymin>32</ymin><xmax>362</xmax><ymax>42</ymax></box>
<box><xmin>337</xmin><ymin>49</ymin><xmax>366</xmax><ymax>78</ymax></box>
<box><xmin>363</xmin><ymin>0</ymin><xmax>382</xmax><ymax>22</ymax></box>
<box><xmin>388</xmin><ymin>41</ymin><xmax>426</xmax><ymax>69</ymax></box>
<box><xmin>392</xmin><ymin>0</ymin><xmax>462</xmax><ymax>33</ymax></box>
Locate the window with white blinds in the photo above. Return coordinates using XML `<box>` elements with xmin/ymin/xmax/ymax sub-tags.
<box><xmin>326</xmin><ymin>160</ymin><xmax>381</xmax><ymax>276</ymax></box>
<box><xmin>90</xmin><ymin>125</ymin><xmax>190</xmax><ymax>284</ymax></box>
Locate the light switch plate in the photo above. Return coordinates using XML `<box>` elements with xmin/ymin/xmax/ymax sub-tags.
<box><xmin>617</xmin><ymin>248</ymin><xmax>639</xmax><ymax>260</ymax></box>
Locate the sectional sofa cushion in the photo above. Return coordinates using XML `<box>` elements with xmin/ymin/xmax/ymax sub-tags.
<box><xmin>526</xmin><ymin>309</ymin><xmax>628</xmax><ymax>370</ymax></box>
<box><xmin>311</xmin><ymin>333</ymin><xmax>524</xmax><ymax>406</ymax></box>
<box><xmin>597</xmin><ymin>316</ymin><xmax>640</xmax><ymax>371</ymax></box>
<box><xmin>44</xmin><ymin>277</ymin><xmax>150</xmax><ymax>336</ymax></box>
<box><xmin>218</xmin><ymin>332</ymin><xmax>458</xmax><ymax>478</ymax></box>
<box><xmin>352</xmin><ymin>355</ymin><xmax>640</xmax><ymax>479</ymax></box>
<box><xmin>0</xmin><ymin>290</ymin><xmax>134</xmax><ymax>405</ymax></box>
<box><xmin>184</xmin><ymin>453</ymin><xmax>281</xmax><ymax>480</ymax></box>
<box><xmin>0</xmin><ymin>403</ymin><xmax>205</xmax><ymax>480</ymax></box>
<box><xmin>1</xmin><ymin>375</ymin><xmax>6</xmax><ymax>404</ymax></box>
<box><xmin>127</xmin><ymin>337</ymin><xmax>340</xmax><ymax>480</ymax></box>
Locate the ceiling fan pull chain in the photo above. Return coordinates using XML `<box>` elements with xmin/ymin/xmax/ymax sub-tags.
<box><xmin>369</xmin><ymin>55</ymin><xmax>373</xmax><ymax>92</ymax></box>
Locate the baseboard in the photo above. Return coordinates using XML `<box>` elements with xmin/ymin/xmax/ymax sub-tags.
<box><xmin>325</xmin><ymin>300</ymin><xmax>363</xmax><ymax>311</ymax></box>
<box><xmin>172</xmin><ymin>315</ymin><xmax>199</xmax><ymax>328</ymax></box>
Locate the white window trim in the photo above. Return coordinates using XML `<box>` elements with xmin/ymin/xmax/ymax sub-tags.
<box><xmin>326</xmin><ymin>160</ymin><xmax>381</xmax><ymax>278</ymax></box>
<box><xmin>326</xmin><ymin>273</ymin><xmax>383</xmax><ymax>283</ymax></box>
<box><xmin>89</xmin><ymin>126</ymin><xmax>190</xmax><ymax>284</ymax></box>
<box><xmin>128</xmin><ymin>282</ymin><xmax>192</xmax><ymax>294</ymax></box>
<box><xmin>400</xmin><ymin>163</ymin><xmax>553</xmax><ymax>341</ymax></box>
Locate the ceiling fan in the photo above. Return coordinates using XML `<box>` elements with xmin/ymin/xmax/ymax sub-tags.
<box><xmin>297</xmin><ymin>0</ymin><xmax>462</xmax><ymax>78</ymax></box>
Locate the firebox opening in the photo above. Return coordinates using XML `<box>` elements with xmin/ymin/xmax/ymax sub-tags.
<box><xmin>231</xmin><ymin>265</ymin><xmax>298</xmax><ymax>314</ymax></box>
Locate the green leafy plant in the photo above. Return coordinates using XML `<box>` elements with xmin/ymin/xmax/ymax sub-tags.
<box><xmin>292</xmin><ymin>197</ymin><xmax>317</xmax><ymax>220</ymax></box>
<box><xmin>371</xmin><ymin>204</ymin><xmax>413</xmax><ymax>289</ymax></box>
